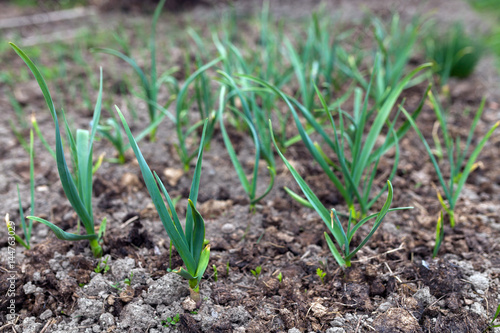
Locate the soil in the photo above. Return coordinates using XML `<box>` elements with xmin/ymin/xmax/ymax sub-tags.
<box><xmin>1</xmin><ymin>0</ymin><xmax>500</xmax><ymax>332</ymax></box>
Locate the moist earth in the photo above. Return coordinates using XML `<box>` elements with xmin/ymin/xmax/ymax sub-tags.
<box><xmin>0</xmin><ymin>0</ymin><xmax>499</xmax><ymax>332</ymax></box>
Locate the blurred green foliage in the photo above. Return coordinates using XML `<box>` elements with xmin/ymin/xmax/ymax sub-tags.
<box><xmin>425</xmin><ymin>23</ymin><xmax>484</xmax><ymax>86</ymax></box>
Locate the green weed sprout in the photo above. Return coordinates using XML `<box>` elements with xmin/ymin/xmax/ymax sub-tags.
<box><xmin>10</xmin><ymin>130</ymin><xmax>36</xmax><ymax>249</ymax></box>
<box><xmin>93</xmin><ymin>0</ymin><xmax>175</xmax><ymax>142</ymax></box>
<box><xmin>124</xmin><ymin>272</ymin><xmax>133</xmax><ymax>286</ymax></box>
<box><xmin>316</xmin><ymin>268</ymin><xmax>326</xmax><ymax>284</ymax></box>
<box><xmin>162</xmin><ymin>314</ymin><xmax>180</xmax><ymax>327</ymax></box>
<box><xmin>244</xmin><ymin>61</ymin><xmax>429</xmax><ymax>218</ymax></box>
<box><xmin>432</xmin><ymin>211</ymin><xmax>445</xmax><ymax>258</ymax></box>
<box><xmin>116</xmin><ymin>108</ymin><xmax>210</xmax><ymax>298</ymax></box>
<box><xmin>271</xmin><ymin>120</ymin><xmax>411</xmax><ymax>267</ymax></box>
<box><xmin>251</xmin><ymin>266</ymin><xmax>262</xmax><ymax>281</ymax></box>
<box><xmin>277</xmin><ymin>272</ymin><xmax>283</xmax><ymax>283</ymax></box>
<box><xmin>212</xmin><ymin>264</ymin><xmax>218</xmax><ymax>282</ymax></box>
<box><xmin>401</xmin><ymin>91</ymin><xmax>499</xmax><ymax>227</ymax></box>
<box><xmin>425</xmin><ymin>23</ymin><xmax>484</xmax><ymax>86</ymax></box>
<box><xmin>95</xmin><ymin>256</ymin><xmax>110</xmax><ymax>274</ymax></box>
<box><xmin>484</xmin><ymin>304</ymin><xmax>500</xmax><ymax>332</ymax></box>
<box><xmin>11</xmin><ymin>43</ymin><xmax>107</xmax><ymax>258</ymax></box>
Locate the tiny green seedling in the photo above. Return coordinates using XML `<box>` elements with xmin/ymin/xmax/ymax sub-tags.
<box><xmin>277</xmin><ymin>272</ymin><xmax>283</xmax><ymax>283</ymax></box>
<box><xmin>95</xmin><ymin>257</ymin><xmax>110</xmax><ymax>274</ymax></box>
<box><xmin>432</xmin><ymin>211</ymin><xmax>445</xmax><ymax>258</ymax></box>
<box><xmin>484</xmin><ymin>304</ymin><xmax>500</xmax><ymax>332</ymax></box>
<box><xmin>316</xmin><ymin>268</ymin><xmax>326</xmax><ymax>284</ymax></box>
<box><xmin>161</xmin><ymin>314</ymin><xmax>180</xmax><ymax>327</ymax></box>
<box><xmin>251</xmin><ymin>266</ymin><xmax>262</xmax><ymax>281</ymax></box>
<box><xmin>213</xmin><ymin>264</ymin><xmax>218</xmax><ymax>282</ymax></box>
<box><xmin>110</xmin><ymin>282</ymin><xmax>121</xmax><ymax>291</ymax></box>
<box><xmin>110</xmin><ymin>271</ymin><xmax>133</xmax><ymax>291</ymax></box>
<box><xmin>226</xmin><ymin>262</ymin><xmax>230</xmax><ymax>275</ymax></box>
<box><xmin>124</xmin><ymin>272</ymin><xmax>133</xmax><ymax>286</ymax></box>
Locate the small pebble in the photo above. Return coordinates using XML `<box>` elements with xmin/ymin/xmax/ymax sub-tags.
<box><xmin>469</xmin><ymin>273</ymin><xmax>489</xmax><ymax>293</ymax></box>
<box><xmin>377</xmin><ymin>302</ymin><xmax>392</xmax><ymax>312</ymax></box>
<box><xmin>39</xmin><ymin>309</ymin><xmax>53</xmax><ymax>321</ymax></box>
<box><xmin>181</xmin><ymin>296</ymin><xmax>197</xmax><ymax>312</ymax></box>
<box><xmin>221</xmin><ymin>223</ymin><xmax>236</xmax><ymax>234</ymax></box>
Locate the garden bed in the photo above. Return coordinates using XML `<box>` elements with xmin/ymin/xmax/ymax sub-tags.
<box><xmin>1</xmin><ymin>1</ymin><xmax>499</xmax><ymax>332</ymax></box>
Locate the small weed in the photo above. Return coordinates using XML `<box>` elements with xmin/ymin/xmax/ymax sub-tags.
<box><xmin>432</xmin><ymin>211</ymin><xmax>445</xmax><ymax>258</ymax></box>
<box><xmin>213</xmin><ymin>264</ymin><xmax>218</xmax><ymax>282</ymax></box>
<box><xmin>110</xmin><ymin>272</ymin><xmax>133</xmax><ymax>291</ymax></box>
<box><xmin>124</xmin><ymin>272</ymin><xmax>133</xmax><ymax>286</ymax></box>
<box><xmin>251</xmin><ymin>266</ymin><xmax>262</xmax><ymax>281</ymax></box>
<box><xmin>316</xmin><ymin>267</ymin><xmax>326</xmax><ymax>284</ymax></box>
<box><xmin>95</xmin><ymin>257</ymin><xmax>110</xmax><ymax>274</ymax></box>
<box><xmin>277</xmin><ymin>272</ymin><xmax>283</xmax><ymax>283</ymax></box>
<box><xmin>110</xmin><ymin>282</ymin><xmax>121</xmax><ymax>291</ymax></box>
<box><xmin>161</xmin><ymin>313</ymin><xmax>180</xmax><ymax>327</ymax></box>
<box><xmin>484</xmin><ymin>304</ymin><xmax>500</xmax><ymax>332</ymax></box>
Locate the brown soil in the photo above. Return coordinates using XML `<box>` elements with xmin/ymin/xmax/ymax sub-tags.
<box><xmin>0</xmin><ymin>0</ymin><xmax>499</xmax><ymax>332</ymax></box>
